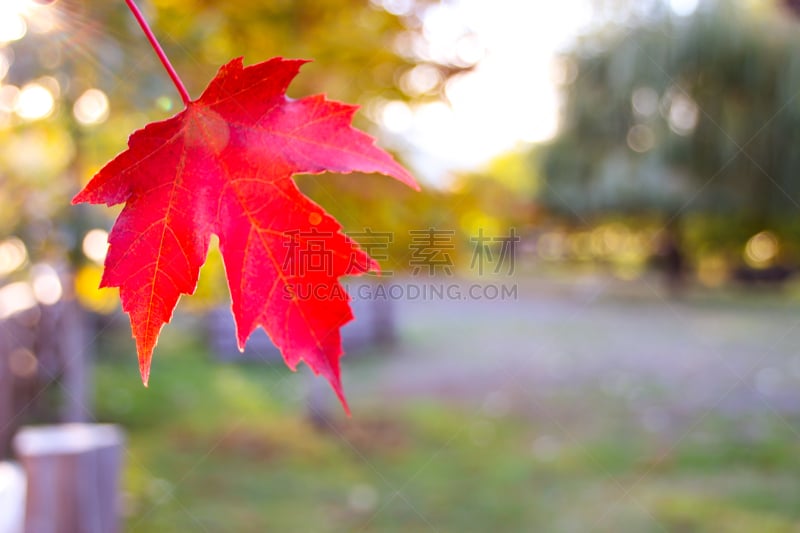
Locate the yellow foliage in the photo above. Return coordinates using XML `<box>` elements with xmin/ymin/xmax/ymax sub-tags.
<box><xmin>74</xmin><ymin>265</ymin><xmax>118</xmax><ymax>314</ymax></box>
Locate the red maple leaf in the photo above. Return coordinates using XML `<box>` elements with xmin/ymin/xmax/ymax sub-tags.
<box><xmin>72</xmin><ymin>57</ymin><xmax>417</xmax><ymax>410</ymax></box>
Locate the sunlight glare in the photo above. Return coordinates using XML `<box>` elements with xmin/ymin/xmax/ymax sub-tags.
<box><xmin>14</xmin><ymin>83</ymin><xmax>54</xmax><ymax>120</ymax></box>
<box><xmin>380</xmin><ymin>100</ymin><xmax>413</xmax><ymax>133</ymax></box>
<box><xmin>455</xmin><ymin>34</ymin><xmax>484</xmax><ymax>67</ymax></box>
<box><xmin>0</xmin><ymin>0</ymin><xmax>52</xmax><ymax>42</ymax></box>
<box><xmin>0</xmin><ymin>0</ymin><xmax>58</xmax><ymax>42</ymax></box>
<box><xmin>398</xmin><ymin>0</ymin><xmax>591</xmax><ymax>184</ymax></box>
<box><xmin>0</xmin><ymin>14</ymin><xmax>26</xmax><ymax>43</ymax></box>
<box><xmin>27</xmin><ymin>6</ymin><xmax>57</xmax><ymax>33</ymax></box>
<box><xmin>670</xmin><ymin>0</ymin><xmax>699</xmax><ymax>17</ymax></box>
<box><xmin>372</xmin><ymin>0</ymin><xmax>414</xmax><ymax>17</ymax></box>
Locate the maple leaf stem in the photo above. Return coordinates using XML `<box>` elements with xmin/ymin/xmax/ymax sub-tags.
<box><xmin>124</xmin><ymin>0</ymin><xmax>192</xmax><ymax>105</ymax></box>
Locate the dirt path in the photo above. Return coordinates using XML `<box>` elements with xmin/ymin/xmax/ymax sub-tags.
<box><xmin>346</xmin><ymin>276</ymin><xmax>800</xmax><ymax>421</ymax></box>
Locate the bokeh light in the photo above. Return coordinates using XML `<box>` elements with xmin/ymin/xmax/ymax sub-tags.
<box><xmin>3</xmin><ymin>128</ymin><xmax>75</xmax><ymax>176</ymax></box>
<box><xmin>8</xmin><ymin>348</ymin><xmax>37</xmax><ymax>379</ymax></box>
<box><xmin>0</xmin><ymin>281</ymin><xmax>37</xmax><ymax>319</ymax></box>
<box><xmin>670</xmin><ymin>0</ymin><xmax>700</xmax><ymax>17</ymax></box>
<box><xmin>31</xmin><ymin>263</ymin><xmax>62</xmax><ymax>305</ymax></box>
<box><xmin>744</xmin><ymin>230</ymin><xmax>779</xmax><ymax>268</ymax></box>
<box><xmin>0</xmin><ymin>85</ymin><xmax>20</xmax><ymax>113</ymax></box>
<box><xmin>14</xmin><ymin>83</ymin><xmax>54</xmax><ymax>121</ymax></box>
<box><xmin>37</xmin><ymin>76</ymin><xmax>60</xmax><ymax>99</ymax></box>
<box><xmin>0</xmin><ymin>51</ymin><xmax>11</xmax><ymax>81</ymax></box>
<box><xmin>155</xmin><ymin>96</ymin><xmax>174</xmax><ymax>112</ymax></box>
<box><xmin>0</xmin><ymin>14</ymin><xmax>26</xmax><ymax>44</ymax></box>
<box><xmin>668</xmin><ymin>93</ymin><xmax>699</xmax><ymax>135</ymax></box>
<box><xmin>371</xmin><ymin>0</ymin><xmax>414</xmax><ymax>17</ymax></box>
<box><xmin>537</xmin><ymin>231</ymin><xmax>566</xmax><ymax>261</ymax></box>
<box><xmin>400</xmin><ymin>64</ymin><xmax>441</xmax><ymax>96</ymax></box>
<box><xmin>631</xmin><ymin>87</ymin><xmax>659</xmax><ymax>117</ymax></box>
<box><xmin>379</xmin><ymin>100</ymin><xmax>413</xmax><ymax>133</ymax></box>
<box><xmin>0</xmin><ymin>0</ymin><xmax>57</xmax><ymax>41</ymax></box>
<box><xmin>627</xmin><ymin>124</ymin><xmax>655</xmax><ymax>153</ymax></box>
<box><xmin>82</xmin><ymin>229</ymin><xmax>109</xmax><ymax>264</ymax></box>
<box><xmin>73</xmin><ymin>89</ymin><xmax>110</xmax><ymax>126</ymax></box>
<box><xmin>697</xmin><ymin>253</ymin><xmax>728</xmax><ymax>287</ymax></box>
<box><xmin>27</xmin><ymin>5</ymin><xmax>57</xmax><ymax>34</ymax></box>
<box><xmin>0</xmin><ymin>238</ymin><xmax>28</xmax><ymax>276</ymax></box>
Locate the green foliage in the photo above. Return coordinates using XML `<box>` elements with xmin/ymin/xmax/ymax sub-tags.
<box><xmin>93</xmin><ymin>295</ymin><xmax>800</xmax><ymax>532</ymax></box>
<box><xmin>147</xmin><ymin>0</ymin><xmax>420</xmax><ymax>105</ymax></box>
<box><xmin>539</xmin><ymin>0</ymin><xmax>800</xmax><ymax>239</ymax></box>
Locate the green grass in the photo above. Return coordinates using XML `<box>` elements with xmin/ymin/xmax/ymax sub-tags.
<box><xmin>92</xmin><ymin>300</ymin><xmax>800</xmax><ymax>532</ymax></box>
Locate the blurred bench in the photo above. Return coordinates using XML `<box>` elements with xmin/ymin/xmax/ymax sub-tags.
<box><xmin>732</xmin><ymin>265</ymin><xmax>794</xmax><ymax>286</ymax></box>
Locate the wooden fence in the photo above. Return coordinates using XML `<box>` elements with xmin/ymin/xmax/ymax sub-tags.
<box><xmin>0</xmin><ymin>297</ymin><xmax>89</xmax><ymax>459</ymax></box>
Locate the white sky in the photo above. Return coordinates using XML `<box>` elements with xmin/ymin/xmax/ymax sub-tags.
<box><xmin>380</xmin><ymin>0</ymin><xmax>593</xmax><ymax>185</ymax></box>
<box><xmin>382</xmin><ymin>0</ymin><xmax>700</xmax><ymax>186</ymax></box>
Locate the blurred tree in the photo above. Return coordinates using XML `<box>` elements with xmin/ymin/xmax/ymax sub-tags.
<box><xmin>538</xmin><ymin>0</ymin><xmax>800</xmax><ymax>261</ymax></box>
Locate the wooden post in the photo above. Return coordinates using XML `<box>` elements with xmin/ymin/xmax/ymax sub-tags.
<box><xmin>0</xmin><ymin>277</ymin><xmax>92</xmax><ymax>459</ymax></box>
<box><xmin>370</xmin><ymin>279</ymin><xmax>396</xmax><ymax>345</ymax></box>
<box><xmin>0</xmin><ymin>319</ymin><xmax>14</xmax><ymax>460</ymax></box>
<box><xmin>13</xmin><ymin>424</ymin><xmax>125</xmax><ymax>533</ymax></box>
<box><xmin>0</xmin><ymin>309</ymin><xmax>40</xmax><ymax>460</ymax></box>
<box><xmin>58</xmin><ymin>299</ymin><xmax>91</xmax><ymax>423</ymax></box>
<box><xmin>0</xmin><ymin>461</ymin><xmax>26</xmax><ymax>533</ymax></box>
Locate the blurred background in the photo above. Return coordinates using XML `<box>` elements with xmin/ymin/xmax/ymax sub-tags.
<box><xmin>3</xmin><ymin>0</ymin><xmax>800</xmax><ymax>530</ymax></box>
